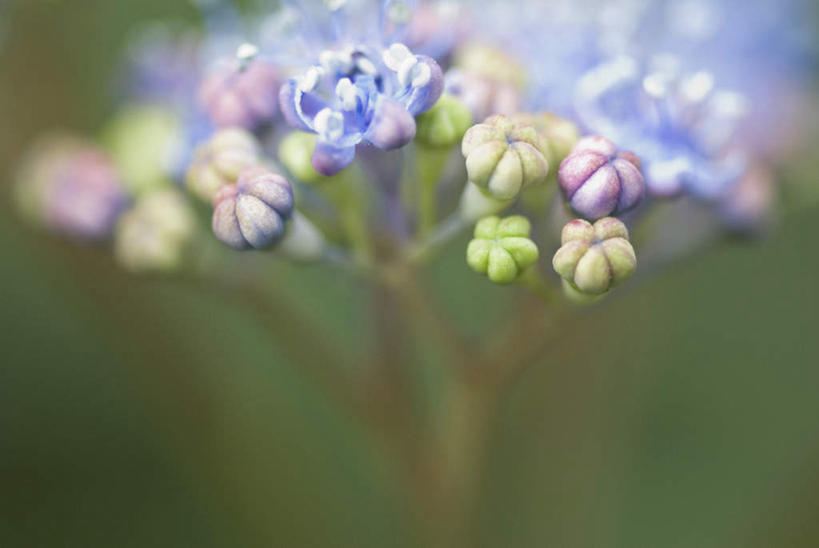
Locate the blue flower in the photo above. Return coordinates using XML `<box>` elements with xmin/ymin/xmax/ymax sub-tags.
<box><xmin>280</xmin><ymin>41</ymin><xmax>443</xmax><ymax>175</ymax></box>
<box><xmin>575</xmin><ymin>55</ymin><xmax>748</xmax><ymax>200</ymax></box>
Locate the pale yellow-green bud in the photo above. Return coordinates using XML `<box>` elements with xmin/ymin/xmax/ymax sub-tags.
<box><xmin>462</xmin><ymin>115</ymin><xmax>550</xmax><ymax>200</ymax></box>
<box><xmin>552</xmin><ymin>217</ymin><xmax>636</xmax><ymax>296</ymax></box>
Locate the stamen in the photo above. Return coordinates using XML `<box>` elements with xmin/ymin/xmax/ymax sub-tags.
<box><xmin>383</xmin><ymin>43</ymin><xmax>413</xmax><ymax>72</ymax></box>
<box><xmin>335</xmin><ymin>78</ymin><xmax>360</xmax><ymax>111</ymax></box>
<box><xmin>313</xmin><ymin>108</ymin><xmax>345</xmax><ymax>141</ymax></box>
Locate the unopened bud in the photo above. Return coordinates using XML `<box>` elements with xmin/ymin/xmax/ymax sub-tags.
<box><xmin>552</xmin><ymin>217</ymin><xmax>636</xmax><ymax>296</ymax></box>
<box><xmin>467</xmin><ymin>215</ymin><xmax>539</xmax><ymax>284</ymax></box>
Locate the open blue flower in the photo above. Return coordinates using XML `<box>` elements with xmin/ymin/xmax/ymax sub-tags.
<box><xmin>280</xmin><ymin>42</ymin><xmax>443</xmax><ymax>175</ymax></box>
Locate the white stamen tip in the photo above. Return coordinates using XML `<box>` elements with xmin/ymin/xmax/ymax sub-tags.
<box><xmin>313</xmin><ymin>108</ymin><xmax>345</xmax><ymax>141</ymax></box>
<box><xmin>383</xmin><ymin>43</ymin><xmax>413</xmax><ymax>72</ymax></box>
<box><xmin>236</xmin><ymin>43</ymin><xmax>259</xmax><ymax>62</ymax></box>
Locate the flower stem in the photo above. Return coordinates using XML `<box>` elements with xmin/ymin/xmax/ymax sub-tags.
<box><xmin>318</xmin><ymin>169</ymin><xmax>374</xmax><ymax>266</ymax></box>
<box><xmin>518</xmin><ymin>266</ymin><xmax>557</xmax><ymax>304</ymax></box>
<box><xmin>415</xmin><ymin>146</ymin><xmax>454</xmax><ymax>238</ymax></box>
<box><xmin>407</xmin><ymin>213</ymin><xmax>469</xmax><ymax>263</ymax></box>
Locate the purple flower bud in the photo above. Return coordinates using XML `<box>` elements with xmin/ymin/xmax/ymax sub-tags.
<box><xmin>558</xmin><ymin>136</ymin><xmax>645</xmax><ymax>221</ymax></box>
<box><xmin>198</xmin><ymin>54</ymin><xmax>279</xmax><ymax>130</ymax></box>
<box><xmin>15</xmin><ymin>135</ymin><xmax>128</xmax><ymax>242</ymax></box>
<box><xmin>212</xmin><ymin>167</ymin><xmax>295</xmax><ymax>250</ymax></box>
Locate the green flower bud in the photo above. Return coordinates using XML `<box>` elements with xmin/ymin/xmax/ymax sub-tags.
<box><xmin>278</xmin><ymin>131</ymin><xmax>327</xmax><ymax>184</ymax></box>
<box><xmin>185</xmin><ymin>129</ymin><xmax>260</xmax><ymax>202</ymax></box>
<box><xmin>512</xmin><ymin>112</ymin><xmax>580</xmax><ymax>167</ymax></box>
<box><xmin>467</xmin><ymin>215</ymin><xmax>539</xmax><ymax>284</ymax></box>
<box><xmin>462</xmin><ymin>115</ymin><xmax>550</xmax><ymax>200</ymax></box>
<box><xmin>415</xmin><ymin>93</ymin><xmax>473</xmax><ymax>148</ymax></box>
<box><xmin>552</xmin><ymin>217</ymin><xmax>636</xmax><ymax>296</ymax></box>
<box><xmin>102</xmin><ymin>105</ymin><xmax>182</xmax><ymax>196</ymax></box>
<box><xmin>114</xmin><ymin>188</ymin><xmax>196</xmax><ymax>273</ymax></box>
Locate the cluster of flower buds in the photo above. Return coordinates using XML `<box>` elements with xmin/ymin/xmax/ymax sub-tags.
<box><xmin>14</xmin><ymin>0</ymin><xmax>809</xmax><ymax>309</ymax></box>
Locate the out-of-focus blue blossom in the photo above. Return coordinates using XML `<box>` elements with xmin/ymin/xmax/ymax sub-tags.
<box><xmin>575</xmin><ymin>55</ymin><xmax>748</xmax><ymax>200</ymax></box>
<box><xmin>464</xmin><ymin>0</ymin><xmax>817</xmax><ymax>198</ymax></box>
<box><xmin>123</xmin><ymin>23</ymin><xmax>203</xmax><ymax>108</ymax></box>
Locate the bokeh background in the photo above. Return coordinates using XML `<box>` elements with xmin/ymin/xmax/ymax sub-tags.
<box><xmin>2</xmin><ymin>2</ymin><xmax>819</xmax><ymax>547</ymax></box>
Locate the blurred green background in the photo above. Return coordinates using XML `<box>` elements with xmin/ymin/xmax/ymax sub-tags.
<box><xmin>2</xmin><ymin>2</ymin><xmax>819</xmax><ymax>547</ymax></box>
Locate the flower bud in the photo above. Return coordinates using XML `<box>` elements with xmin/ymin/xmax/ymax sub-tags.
<box><xmin>212</xmin><ymin>167</ymin><xmax>295</xmax><ymax>250</ymax></box>
<box><xmin>102</xmin><ymin>105</ymin><xmax>182</xmax><ymax>196</ymax></box>
<box><xmin>415</xmin><ymin>93</ymin><xmax>473</xmax><ymax>148</ymax></box>
<box><xmin>552</xmin><ymin>217</ymin><xmax>636</xmax><ymax>295</ymax></box>
<box><xmin>15</xmin><ymin>134</ymin><xmax>128</xmax><ymax>241</ymax></box>
<box><xmin>446</xmin><ymin>69</ymin><xmax>522</xmax><ymax>122</ymax></box>
<box><xmin>185</xmin><ymin>129</ymin><xmax>260</xmax><ymax>202</ymax></box>
<box><xmin>278</xmin><ymin>131</ymin><xmax>325</xmax><ymax>184</ymax></box>
<box><xmin>558</xmin><ymin>136</ymin><xmax>645</xmax><ymax>220</ymax></box>
<box><xmin>462</xmin><ymin>115</ymin><xmax>550</xmax><ymax>200</ymax></box>
<box><xmin>446</xmin><ymin>44</ymin><xmax>525</xmax><ymax>121</ymax></box>
<box><xmin>198</xmin><ymin>52</ymin><xmax>279</xmax><ymax>129</ymax></box>
<box><xmin>513</xmin><ymin>112</ymin><xmax>580</xmax><ymax>167</ymax></box>
<box><xmin>115</xmin><ymin>188</ymin><xmax>196</xmax><ymax>273</ymax></box>
<box><xmin>467</xmin><ymin>215</ymin><xmax>539</xmax><ymax>284</ymax></box>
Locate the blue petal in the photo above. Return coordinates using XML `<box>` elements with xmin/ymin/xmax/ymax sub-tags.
<box><xmin>279</xmin><ymin>79</ymin><xmax>329</xmax><ymax>132</ymax></box>
<box><xmin>312</xmin><ymin>141</ymin><xmax>356</xmax><ymax>176</ymax></box>
<box><xmin>364</xmin><ymin>96</ymin><xmax>416</xmax><ymax>150</ymax></box>
<box><xmin>395</xmin><ymin>56</ymin><xmax>444</xmax><ymax>115</ymax></box>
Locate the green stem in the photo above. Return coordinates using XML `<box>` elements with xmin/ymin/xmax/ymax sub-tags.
<box><xmin>407</xmin><ymin>213</ymin><xmax>470</xmax><ymax>263</ymax></box>
<box><xmin>318</xmin><ymin>169</ymin><xmax>374</xmax><ymax>266</ymax></box>
<box><xmin>415</xmin><ymin>146</ymin><xmax>453</xmax><ymax>239</ymax></box>
<box><xmin>517</xmin><ymin>266</ymin><xmax>557</xmax><ymax>305</ymax></box>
